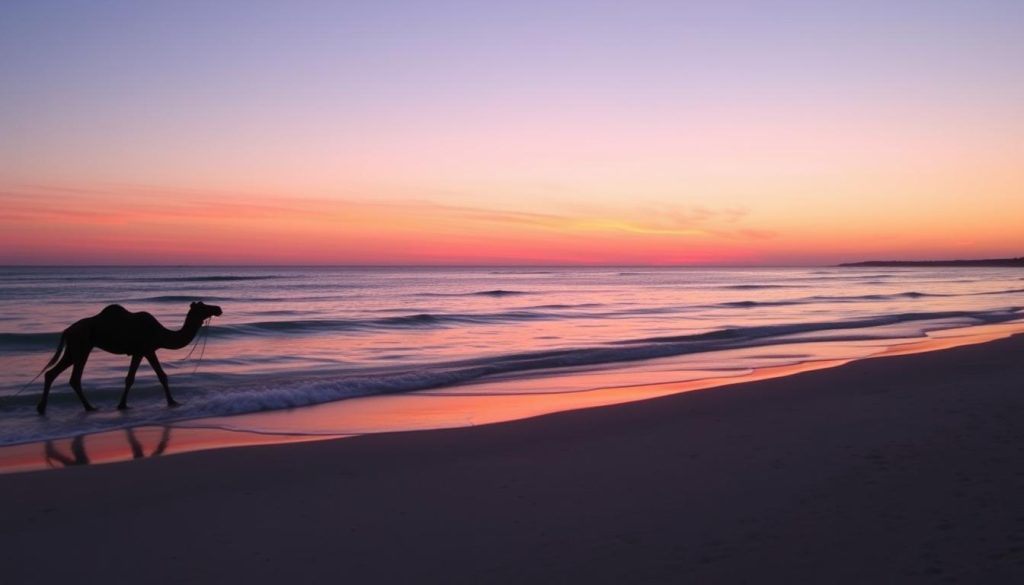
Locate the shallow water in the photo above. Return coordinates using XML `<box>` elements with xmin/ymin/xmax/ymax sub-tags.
<box><xmin>0</xmin><ymin>266</ymin><xmax>1022</xmax><ymax>447</ymax></box>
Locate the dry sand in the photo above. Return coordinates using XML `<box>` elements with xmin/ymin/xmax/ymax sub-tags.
<box><xmin>3</xmin><ymin>335</ymin><xmax>1024</xmax><ymax>584</ymax></box>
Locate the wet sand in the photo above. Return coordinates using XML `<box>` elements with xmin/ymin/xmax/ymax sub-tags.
<box><xmin>3</xmin><ymin>334</ymin><xmax>1024</xmax><ymax>583</ymax></box>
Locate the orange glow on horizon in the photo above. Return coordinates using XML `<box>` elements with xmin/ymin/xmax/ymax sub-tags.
<box><xmin>1</xmin><ymin>183</ymin><xmax>1021</xmax><ymax>265</ymax></box>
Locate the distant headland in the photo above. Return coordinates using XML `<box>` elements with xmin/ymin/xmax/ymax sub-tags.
<box><xmin>839</xmin><ymin>257</ymin><xmax>1024</xmax><ymax>267</ymax></box>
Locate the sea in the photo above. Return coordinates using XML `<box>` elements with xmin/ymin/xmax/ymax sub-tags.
<box><xmin>1</xmin><ymin>266</ymin><xmax>1022</xmax><ymax>454</ymax></box>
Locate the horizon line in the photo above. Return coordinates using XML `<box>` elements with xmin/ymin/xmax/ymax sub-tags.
<box><xmin>2</xmin><ymin>255</ymin><xmax>1020</xmax><ymax>269</ymax></box>
<box><xmin>0</xmin><ymin>262</ymin><xmax>854</xmax><ymax>269</ymax></box>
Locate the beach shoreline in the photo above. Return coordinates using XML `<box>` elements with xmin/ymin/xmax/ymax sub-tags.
<box><xmin>3</xmin><ymin>319</ymin><xmax>1022</xmax><ymax>473</ymax></box>
<box><xmin>4</xmin><ymin>265</ymin><xmax>1023</xmax><ymax>454</ymax></box>
<box><xmin>3</xmin><ymin>333</ymin><xmax>1024</xmax><ymax>583</ymax></box>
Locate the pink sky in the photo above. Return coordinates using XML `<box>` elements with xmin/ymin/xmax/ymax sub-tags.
<box><xmin>2</xmin><ymin>2</ymin><xmax>1022</xmax><ymax>265</ymax></box>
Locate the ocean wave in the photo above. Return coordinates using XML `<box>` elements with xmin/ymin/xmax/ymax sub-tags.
<box><xmin>125</xmin><ymin>275</ymin><xmax>283</xmax><ymax>283</ymax></box>
<box><xmin>788</xmin><ymin>274</ymin><xmax>897</xmax><ymax>282</ymax></box>
<box><xmin>616</xmin><ymin>308</ymin><xmax>1020</xmax><ymax>346</ymax></box>
<box><xmin>529</xmin><ymin>303</ymin><xmax>606</xmax><ymax>309</ymax></box>
<box><xmin>213</xmin><ymin>310</ymin><xmax>556</xmax><ymax>337</ymax></box>
<box><xmin>7</xmin><ymin>285</ymin><xmax>1022</xmax><ymax>352</ymax></box>
<box><xmin>0</xmin><ymin>332</ymin><xmax>60</xmax><ymax>352</ymax></box>
<box><xmin>472</xmin><ymin>289</ymin><xmax>530</xmax><ymax>296</ymax></box>
<box><xmin>16</xmin><ymin>274</ymin><xmax>286</xmax><ymax>284</ymax></box>
<box><xmin>976</xmin><ymin>287</ymin><xmax>1024</xmax><ymax>296</ymax></box>
<box><xmin>812</xmin><ymin>291</ymin><xmax>944</xmax><ymax>301</ymax></box>
<box><xmin>415</xmin><ymin>289</ymin><xmax>532</xmax><ymax>297</ymax></box>
<box><xmin>128</xmin><ymin>295</ymin><xmax>234</xmax><ymax>303</ymax></box>
<box><xmin>0</xmin><ymin>310</ymin><xmax>572</xmax><ymax>351</ymax></box>
<box><xmin>721</xmin><ymin>300</ymin><xmax>764</xmax><ymax>308</ymax></box>
<box><xmin>112</xmin><ymin>294</ymin><xmax>356</xmax><ymax>305</ymax></box>
<box><xmin>716</xmin><ymin>292</ymin><xmax>936</xmax><ymax>309</ymax></box>
<box><xmin>710</xmin><ymin>288</ymin><xmax>1024</xmax><ymax>310</ymax></box>
<box><xmin>2</xmin><ymin>306</ymin><xmax>1019</xmax><ymax>446</ymax></box>
<box><xmin>721</xmin><ymin>284</ymin><xmax>802</xmax><ymax>290</ymax></box>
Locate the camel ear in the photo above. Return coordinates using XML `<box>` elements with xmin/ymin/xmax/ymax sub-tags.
<box><xmin>191</xmin><ymin>301</ymin><xmax>197</xmax><ymax>308</ymax></box>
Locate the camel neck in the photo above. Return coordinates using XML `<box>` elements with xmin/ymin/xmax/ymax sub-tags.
<box><xmin>160</xmin><ymin>313</ymin><xmax>204</xmax><ymax>350</ymax></box>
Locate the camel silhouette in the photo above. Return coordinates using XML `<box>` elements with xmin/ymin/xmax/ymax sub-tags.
<box><xmin>37</xmin><ymin>301</ymin><xmax>223</xmax><ymax>415</ymax></box>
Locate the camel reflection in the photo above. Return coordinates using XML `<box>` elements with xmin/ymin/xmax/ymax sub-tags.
<box><xmin>44</xmin><ymin>435</ymin><xmax>89</xmax><ymax>467</ymax></box>
<box><xmin>127</xmin><ymin>426</ymin><xmax>171</xmax><ymax>459</ymax></box>
<box><xmin>43</xmin><ymin>427</ymin><xmax>173</xmax><ymax>468</ymax></box>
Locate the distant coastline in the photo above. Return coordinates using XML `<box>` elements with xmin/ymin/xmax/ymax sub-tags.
<box><xmin>839</xmin><ymin>257</ymin><xmax>1024</xmax><ymax>267</ymax></box>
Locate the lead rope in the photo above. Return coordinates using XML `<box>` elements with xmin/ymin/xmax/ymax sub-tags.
<box><xmin>0</xmin><ymin>367</ymin><xmax>45</xmax><ymax>407</ymax></box>
<box><xmin>191</xmin><ymin>317</ymin><xmax>212</xmax><ymax>375</ymax></box>
<box><xmin>2</xmin><ymin>344</ymin><xmax>61</xmax><ymax>406</ymax></box>
<box><xmin>173</xmin><ymin>316</ymin><xmax>212</xmax><ymax>372</ymax></box>
<box><xmin>179</xmin><ymin>319</ymin><xmax>206</xmax><ymax>362</ymax></box>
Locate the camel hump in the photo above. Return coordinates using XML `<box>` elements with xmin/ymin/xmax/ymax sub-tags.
<box><xmin>97</xmin><ymin>304</ymin><xmax>160</xmax><ymax>326</ymax></box>
<box><xmin>99</xmin><ymin>304</ymin><xmax>132</xmax><ymax>318</ymax></box>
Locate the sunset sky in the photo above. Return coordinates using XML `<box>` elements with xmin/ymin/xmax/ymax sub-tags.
<box><xmin>2</xmin><ymin>1</ymin><xmax>1022</xmax><ymax>265</ymax></box>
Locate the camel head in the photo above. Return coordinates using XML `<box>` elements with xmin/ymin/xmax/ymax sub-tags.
<box><xmin>189</xmin><ymin>301</ymin><xmax>223</xmax><ymax>321</ymax></box>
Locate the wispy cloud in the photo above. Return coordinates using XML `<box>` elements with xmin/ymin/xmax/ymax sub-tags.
<box><xmin>0</xmin><ymin>184</ymin><xmax>775</xmax><ymax>263</ymax></box>
<box><xmin>371</xmin><ymin>198</ymin><xmax>768</xmax><ymax>240</ymax></box>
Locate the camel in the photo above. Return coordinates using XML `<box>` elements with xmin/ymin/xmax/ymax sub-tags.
<box><xmin>37</xmin><ymin>301</ymin><xmax>223</xmax><ymax>415</ymax></box>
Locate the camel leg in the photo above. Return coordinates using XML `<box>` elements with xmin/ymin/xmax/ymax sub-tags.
<box><xmin>117</xmin><ymin>354</ymin><xmax>143</xmax><ymax>410</ymax></box>
<box><xmin>38</xmin><ymin>352</ymin><xmax>75</xmax><ymax>415</ymax></box>
<box><xmin>146</xmin><ymin>353</ymin><xmax>179</xmax><ymax>407</ymax></box>
<box><xmin>68</xmin><ymin>348</ymin><xmax>96</xmax><ymax>412</ymax></box>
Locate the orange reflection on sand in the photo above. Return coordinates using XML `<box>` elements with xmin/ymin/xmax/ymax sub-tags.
<box><xmin>870</xmin><ymin>322</ymin><xmax>1024</xmax><ymax>358</ymax></box>
<box><xmin>239</xmin><ymin>359</ymin><xmax>851</xmax><ymax>437</ymax></box>
<box><xmin>0</xmin><ymin>427</ymin><xmax>330</xmax><ymax>475</ymax></box>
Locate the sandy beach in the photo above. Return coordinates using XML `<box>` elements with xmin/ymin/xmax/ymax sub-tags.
<box><xmin>3</xmin><ymin>334</ymin><xmax>1024</xmax><ymax>583</ymax></box>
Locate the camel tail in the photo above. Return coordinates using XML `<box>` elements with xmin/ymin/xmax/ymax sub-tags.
<box><xmin>44</xmin><ymin>331</ymin><xmax>67</xmax><ymax>370</ymax></box>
